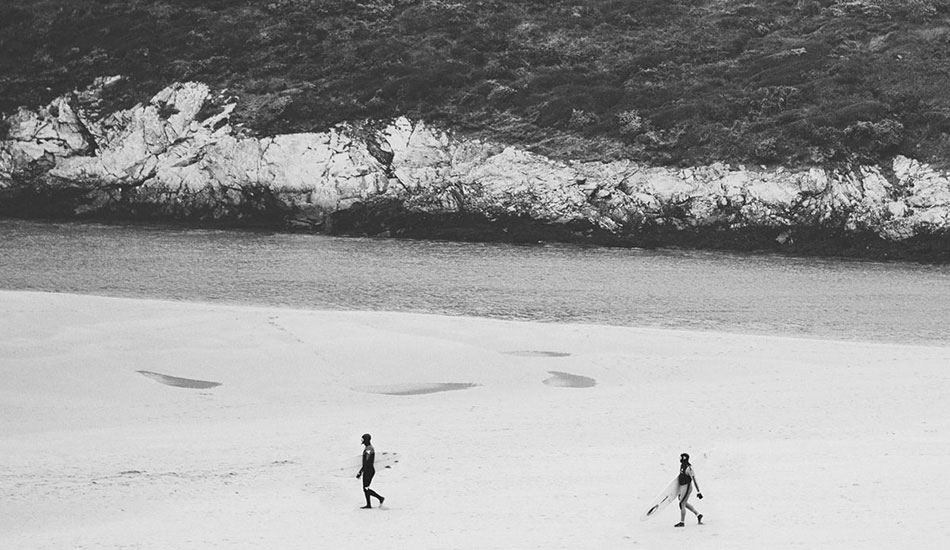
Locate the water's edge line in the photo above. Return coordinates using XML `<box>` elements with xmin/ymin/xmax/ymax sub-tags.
<box><xmin>3</xmin><ymin>289</ymin><xmax>945</xmax><ymax>350</ymax></box>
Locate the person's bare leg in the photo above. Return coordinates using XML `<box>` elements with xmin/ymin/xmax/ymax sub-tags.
<box><xmin>675</xmin><ymin>485</ymin><xmax>691</xmax><ymax>526</ymax></box>
<box><xmin>367</xmin><ymin>488</ymin><xmax>384</xmax><ymax>506</ymax></box>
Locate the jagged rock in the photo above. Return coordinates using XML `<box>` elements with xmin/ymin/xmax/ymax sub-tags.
<box><xmin>2</xmin><ymin>97</ymin><xmax>94</xmax><ymax>169</ymax></box>
<box><xmin>2</xmin><ymin>81</ymin><xmax>950</xmax><ymax>252</ymax></box>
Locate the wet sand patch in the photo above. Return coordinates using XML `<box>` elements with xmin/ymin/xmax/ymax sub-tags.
<box><xmin>137</xmin><ymin>370</ymin><xmax>222</xmax><ymax>389</ymax></box>
<box><xmin>503</xmin><ymin>350</ymin><xmax>571</xmax><ymax>358</ymax></box>
<box><xmin>543</xmin><ymin>371</ymin><xmax>596</xmax><ymax>388</ymax></box>
<box><xmin>353</xmin><ymin>383</ymin><xmax>479</xmax><ymax>396</ymax></box>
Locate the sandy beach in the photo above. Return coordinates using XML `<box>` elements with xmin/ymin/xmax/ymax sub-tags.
<box><xmin>2</xmin><ymin>290</ymin><xmax>949</xmax><ymax>549</ymax></box>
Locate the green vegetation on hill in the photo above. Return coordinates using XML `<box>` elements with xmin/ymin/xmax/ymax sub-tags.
<box><xmin>2</xmin><ymin>0</ymin><xmax>949</xmax><ymax>167</ymax></box>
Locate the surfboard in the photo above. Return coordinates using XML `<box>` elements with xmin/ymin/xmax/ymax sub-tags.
<box><xmin>640</xmin><ymin>476</ymin><xmax>680</xmax><ymax>521</ymax></box>
<box><xmin>332</xmin><ymin>451</ymin><xmax>400</xmax><ymax>478</ymax></box>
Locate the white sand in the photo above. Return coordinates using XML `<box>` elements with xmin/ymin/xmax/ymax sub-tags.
<box><xmin>2</xmin><ymin>290</ymin><xmax>949</xmax><ymax>549</ymax></box>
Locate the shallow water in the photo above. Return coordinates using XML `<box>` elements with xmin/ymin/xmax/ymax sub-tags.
<box><xmin>1</xmin><ymin>219</ymin><xmax>948</xmax><ymax>345</ymax></box>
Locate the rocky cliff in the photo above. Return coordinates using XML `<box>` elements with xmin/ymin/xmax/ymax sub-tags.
<box><xmin>2</xmin><ymin>81</ymin><xmax>949</xmax><ymax>259</ymax></box>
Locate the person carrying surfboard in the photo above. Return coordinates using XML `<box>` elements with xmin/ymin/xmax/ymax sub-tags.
<box><xmin>357</xmin><ymin>433</ymin><xmax>385</xmax><ymax>509</ymax></box>
<box><xmin>674</xmin><ymin>452</ymin><xmax>703</xmax><ymax>527</ymax></box>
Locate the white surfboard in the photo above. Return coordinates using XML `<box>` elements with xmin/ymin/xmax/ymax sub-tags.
<box><xmin>640</xmin><ymin>476</ymin><xmax>680</xmax><ymax>521</ymax></box>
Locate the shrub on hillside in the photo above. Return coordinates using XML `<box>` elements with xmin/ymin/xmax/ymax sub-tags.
<box><xmin>753</xmin><ymin>136</ymin><xmax>783</xmax><ymax>164</ymax></box>
<box><xmin>844</xmin><ymin>119</ymin><xmax>904</xmax><ymax>157</ymax></box>
<box><xmin>747</xmin><ymin>86</ymin><xmax>802</xmax><ymax>119</ymax></box>
<box><xmin>3</xmin><ymin>0</ymin><xmax>949</xmax><ymax>167</ymax></box>
<box><xmin>486</xmin><ymin>82</ymin><xmax>518</xmax><ymax>105</ymax></box>
<box><xmin>535</xmin><ymin>98</ymin><xmax>574</xmax><ymax>128</ymax></box>
<box><xmin>616</xmin><ymin>109</ymin><xmax>646</xmax><ymax>136</ymax></box>
<box><xmin>832</xmin><ymin>0</ymin><xmax>950</xmax><ymax>21</ymax></box>
<box><xmin>568</xmin><ymin>109</ymin><xmax>598</xmax><ymax>129</ymax></box>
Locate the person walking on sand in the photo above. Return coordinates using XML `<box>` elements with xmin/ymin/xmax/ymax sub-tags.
<box><xmin>357</xmin><ymin>433</ymin><xmax>385</xmax><ymax>509</ymax></box>
<box><xmin>674</xmin><ymin>453</ymin><xmax>703</xmax><ymax>527</ymax></box>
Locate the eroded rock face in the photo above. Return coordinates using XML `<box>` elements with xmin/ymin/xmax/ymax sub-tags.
<box><xmin>2</xmin><ymin>81</ymin><xmax>949</xmax><ymax>245</ymax></box>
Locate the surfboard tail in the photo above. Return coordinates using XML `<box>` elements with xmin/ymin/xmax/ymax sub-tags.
<box><xmin>639</xmin><ymin>504</ymin><xmax>661</xmax><ymax>521</ymax></box>
<box><xmin>640</xmin><ymin>476</ymin><xmax>681</xmax><ymax>521</ymax></box>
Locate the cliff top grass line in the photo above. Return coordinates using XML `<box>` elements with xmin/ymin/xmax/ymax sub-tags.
<box><xmin>2</xmin><ymin>0</ymin><xmax>949</xmax><ymax>168</ymax></box>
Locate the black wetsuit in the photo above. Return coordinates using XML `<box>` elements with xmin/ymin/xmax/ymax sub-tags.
<box><xmin>361</xmin><ymin>444</ymin><xmax>376</xmax><ymax>488</ymax></box>
<box><xmin>678</xmin><ymin>464</ymin><xmax>693</xmax><ymax>486</ymax></box>
<box><xmin>360</xmin><ymin>443</ymin><xmax>384</xmax><ymax>507</ymax></box>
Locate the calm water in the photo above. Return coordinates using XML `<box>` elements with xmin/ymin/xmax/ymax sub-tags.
<box><xmin>1</xmin><ymin>219</ymin><xmax>948</xmax><ymax>345</ymax></box>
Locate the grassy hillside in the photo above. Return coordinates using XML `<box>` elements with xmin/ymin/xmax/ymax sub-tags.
<box><xmin>1</xmin><ymin>0</ymin><xmax>949</xmax><ymax>167</ymax></box>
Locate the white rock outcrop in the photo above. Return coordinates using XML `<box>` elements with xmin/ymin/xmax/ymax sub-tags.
<box><xmin>2</xmin><ymin>81</ymin><xmax>950</xmax><ymax>241</ymax></box>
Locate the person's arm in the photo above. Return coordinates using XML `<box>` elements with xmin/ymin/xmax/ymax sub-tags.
<box><xmin>692</xmin><ymin>468</ymin><xmax>703</xmax><ymax>498</ymax></box>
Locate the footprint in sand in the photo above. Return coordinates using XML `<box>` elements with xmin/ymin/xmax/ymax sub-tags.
<box><xmin>542</xmin><ymin>371</ymin><xmax>596</xmax><ymax>388</ymax></box>
<box><xmin>137</xmin><ymin>370</ymin><xmax>222</xmax><ymax>389</ymax></box>
<box><xmin>502</xmin><ymin>350</ymin><xmax>572</xmax><ymax>358</ymax></box>
<box><xmin>353</xmin><ymin>383</ymin><xmax>479</xmax><ymax>396</ymax></box>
